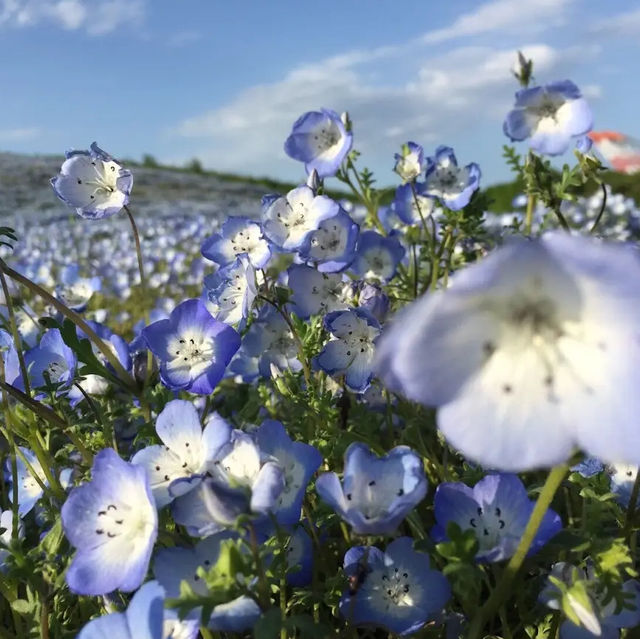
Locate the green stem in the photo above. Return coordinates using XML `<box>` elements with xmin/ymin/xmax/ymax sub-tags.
<box><xmin>0</xmin><ymin>259</ymin><xmax>135</xmax><ymax>388</ymax></box>
<box><xmin>589</xmin><ymin>183</ymin><xmax>608</xmax><ymax>234</ymax></box>
<box><xmin>466</xmin><ymin>464</ymin><xmax>569</xmax><ymax>639</ymax></box>
<box><xmin>524</xmin><ymin>194</ymin><xmax>537</xmax><ymax>235</ymax></box>
<box><xmin>248</xmin><ymin>523</ymin><xmax>271</xmax><ymax>609</ymax></box>
<box><xmin>123</xmin><ymin>205</ymin><xmax>147</xmax><ymax>292</ymax></box>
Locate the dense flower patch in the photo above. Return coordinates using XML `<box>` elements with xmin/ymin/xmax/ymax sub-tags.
<box><xmin>1</xmin><ymin>53</ymin><xmax>640</xmax><ymax>639</ymax></box>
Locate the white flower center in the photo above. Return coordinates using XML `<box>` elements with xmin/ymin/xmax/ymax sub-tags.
<box><xmin>172</xmin><ymin>333</ymin><xmax>215</xmax><ymax>375</ymax></box>
<box><xmin>311</xmin><ymin>123</ymin><xmax>341</xmax><ymax>154</ymax></box>
<box><xmin>468</xmin><ymin>505</ymin><xmax>507</xmax><ymax>550</ymax></box>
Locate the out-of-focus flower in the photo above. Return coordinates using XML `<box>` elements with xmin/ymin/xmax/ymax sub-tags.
<box><xmin>376</xmin><ymin>232</ymin><xmax>640</xmax><ymax>471</ymax></box>
<box><xmin>393</xmin><ymin>182</ymin><xmax>436</xmax><ymax>225</ymax></box>
<box><xmin>424</xmin><ymin>146</ymin><xmax>480</xmax><ymax>210</ymax></box>
<box><xmin>503</xmin><ymin>80</ymin><xmax>593</xmax><ymax>156</ymax></box>
<box><xmin>55</xmin><ymin>264</ymin><xmax>101</xmax><ymax>312</ymax></box>
<box><xmin>4</xmin><ymin>447</ymin><xmax>47</xmax><ymax>516</ymax></box>
<box><xmin>287</xmin><ymin>264</ymin><xmax>352</xmax><ymax>319</ymax></box>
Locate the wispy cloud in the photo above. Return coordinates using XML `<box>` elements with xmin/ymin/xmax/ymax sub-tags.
<box><xmin>590</xmin><ymin>7</ymin><xmax>640</xmax><ymax>38</ymax></box>
<box><xmin>0</xmin><ymin>127</ymin><xmax>39</xmax><ymax>142</ymax></box>
<box><xmin>0</xmin><ymin>0</ymin><xmax>145</xmax><ymax>35</ymax></box>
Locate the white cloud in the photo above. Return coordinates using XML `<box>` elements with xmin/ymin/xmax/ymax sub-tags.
<box><xmin>590</xmin><ymin>7</ymin><xmax>640</xmax><ymax>38</ymax></box>
<box><xmin>0</xmin><ymin>0</ymin><xmax>145</xmax><ymax>34</ymax></box>
<box><xmin>171</xmin><ymin>41</ymin><xmax>596</xmax><ymax>179</ymax></box>
<box><xmin>421</xmin><ymin>0</ymin><xmax>576</xmax><ymax>44</ymax></box>
<box><xmin>0</xmin><ymin>127</ymin><xmax>39</xmax><ymax>141</ymax></box>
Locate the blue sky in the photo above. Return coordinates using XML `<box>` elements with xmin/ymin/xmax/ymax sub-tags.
<box><xmin>1</xmin><ymin>0</ymin><xmax>639</xmax><ymax>186</ymax></box>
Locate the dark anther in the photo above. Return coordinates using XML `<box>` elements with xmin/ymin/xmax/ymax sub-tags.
<box><xmin>155</xmin><ymin>465</ymin><xmax>160</xmax><ymax>471</ymax></box>
<box><xmin>477</xmin><ymin>507</ymin><xmax>482</xmax><ymax>515</ymax></box>
<box><xmin>368</xmin><ymin>480</ymin><xmax>376</xmax><ymax>486</ymax></box>
<box><xmin>95</xmin><ymin>529</ymin><xmax>104</xmax><ymax>535</ymax></box>
<box><xmin>482</xmin><ymin>341</ymin><xmax>495</xmax><ymax>356</ymax></box>
<box><xmin>115</xmin><ymin>519</ymin><xmax>123</xmax><ymax>525</ymax></box>
<box><xmin>503</xmin><ymin>384</ymin><xmax>512</xmax><ymax>394</ymax></box>
<box><xmin>499</xmin><ymin>520</ymin><xmax>505</xmax><ymax>529</ymax></box>
<box><xmin>98</xmin><ymin>510</ymin><xmax>106</xmax><ymax>516</ymax></box>
<box><xmin>403</xmin><ymin>572</ymin><xmax>408</xmax><ymax>578</ymax></box>
<box><xmin>346</xmin><ymin>493</ymin><xmax>352</xmax><ymax>500</ymax></box>
<box><xmin>397</xmin><ymin>489</ymin><xmax>404</xmax><ymax>496</ymax></box>
<box><xmin>495</xmin><ymin>508</ymin><xmax>501</xmax><ymax>517</ymax></box>
<box><xmin>107</xmin><ymin>532</ymin><xmax>116</xmax><ymax>538</ymax></box>
<box><xmin>483</xmin><ymin>528</ymin><xmax>489</xmax><ymax>536</ymax></box>
<box><xmin>404</xmin><ymin>585</ymin><xmax>410</xmax><ymax>593</ymax></box>
<box><xmin>107</xmin><ymin>504</ymin><xmax>117</xmax><ymax>511</ymax></box>
<box><xmin>164</xmin><ymin>474</ymin><xmax>170</xmax><ymax>481</ymax></box>
<box><xmin>470</xmin><ymin>518</ymin><xmax>476</xmax><ymax>528</ymax></box>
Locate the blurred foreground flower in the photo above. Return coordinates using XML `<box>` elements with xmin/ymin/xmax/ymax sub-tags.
<box><xmin>377</xmin><ymin>232</ymin><xmax>640</xmax><ymax>471</ymax></box>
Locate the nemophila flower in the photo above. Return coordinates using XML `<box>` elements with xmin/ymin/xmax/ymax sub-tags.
<box><xmin>203</xmin><ymin>256</ymin><xmax>258</xmax><ymax>329</ymax></box>
<box><xmin>171</xmin><ymin>429</ymin><xmax>285</xmax><ymax>536</ymax></box>
<box><xmin>254</xmin><ymin>419</ymin><xmax>322</xmax><ymax>524</ymax></box>
<box><xmin>393</xmin><ymin>182</ymin><xmax>437</xmax><ymax>225</ymax></box>
<box><xmin>394</xmin><ymin>142</ymin><xmax>425</xmax><ymax>183</ymax></box>
<box><xmin>609</xmin><ymin>464</ymin><xmax>639</xmax><ymax>507</ymax></box>
<box><xmin>227</xmin><ymin>345</ymin><xmax>260</xmax><ymax>383</ymax></box>
<box><xmin>5</xmin><ymin>447</ymin><xmax>47</xmax><ymax>516</ymax></box>
<box><xmin>262</xmin><ymin>186</ymin><xmax>339</xmax><ymax>251</ymax></box>
<box><xmin>153</xmin><ymin>532</ymin><xmax>261</xmax><ymax>632</ymax></box>
<box><xmin>61</xmin><ymin>448</ymin><xmax>157</xmax><ymax>595</ymax></box>
<box><xmin>432</xmin><ymin>474</ymin><xmax>562</xmax><ymax>562</ymax></box>
<box><xmin>143</xmin><ymin>298</ymin><xmax>240</xmax><ymax>394</ymax></box>
<box><xmin>316</xmin><ymin>443</ymin><xmax>427</xmax><ymax>535</ymax></box>
<box><xmin>351</xmin><ymin>231</ymin><xmax>406</xmax><ymax>282</ymax></box>
<box><xmin>357</xmin><ymin>283</ymin><xmax>389</xmax><ymax>324</ymax></box>
<box><xmin>55</xmin><ymin>264</ymin><xmax>101</xmax><ymax>312</ymax></box>
<box><xmin>298</xmin><ymin>208</ymin><xmax>359</xmax><ymax>272</ymax></box>
<box><xmin>571</xmin><ymin>457</ymin><xmax>604</xmax><ymax>478</ymax></box>
<box><xmin>284</xmin><ymin>108</ymin><xmax>352</xmax><ymax>178</ymax></box>
<box><xmin>163</xmin><ymin>610</ymin><xmax>200</xmax><ymax>639</ymax></box>
<box><xmin>51</xmin><ymin>142</ymin><xmax>133</xmax><ymax>220</ymax></box>
<box><xmin>201</xmin><ymin>217</ymin><xmax>271</xmax><ymax>269</ymax></box>
<box><xmin>314</xmin><ymin>308</ymin><xmax>380</xmax><ymax>392</ymax></box>
<box><xmin>540</xmin><ymin>562</ymin><xmax>640</xmax><ymax>639</ymax></box>
<box><xmin>285</xmin><ymin>526</ymin><xmax>314</xmax><ymax>586</ymax></box>
<box><xmin>22</xmin><ymin>328</ymin><xmax>76</xmax><ymax>391</ymax></box>
<box><xmin>376</xmin><ymin>232</ymin><xmax>640</xmax><ymax>471</ymax></box>
<box><xmin>241</xmin><ymin>305</ymin><xmax>301</xmax><ymax>378</ymax></box>
<box><xmin>0</xmin><ymin>329</ymin><xmax>20</xmax><ymax>386</ymax></box>
<box><xmin>339</xmin><ymin>537</ymin><xmax>450</xmax><ymax>636</ymax></box>
<box><xmin>424</xmin><ymin>146</ymin><xmax>480</xmax><ymax>211</ymax></box>
<box><xmin>77</xmin><ymin>580</ymin><xmax>164</xmax><ymax>639</ymax></box>
<box><xmin>287</xmin><ymin>264</ymin><xmax>352</xmax><ymax>319</ymax></box>
<box><xmin>503</xmin><ymin>80</ymin><xmax>593</xmax><ymax>156</ymax></box>
<box><xmin>132</xmin><ymin>400</ymin><xmax>232</xmax><ymax>508</ymax></box>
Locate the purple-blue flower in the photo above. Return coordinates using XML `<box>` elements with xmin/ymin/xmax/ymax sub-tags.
<box><xmin>132</xmin><ymin>400</ymin><xmax>233</xmax><ymax>508</ymax></box>
<box><xmin>142</xmin><ymin>298</ymin><xmax>240</xmax><ymax>394</ymax></box>
<box><xmin>203</xmin><ymin>255</ymin><xmax>258</xmax><ymax>329</ymax></box>
<box><xmin>393</xmin><ymin>182</ymin><xmax>437</xmax><ymax>225</ymax></box>
<box><xmin>262</xmin><ymin>186</ymin><xmax>339</xmax><ymax>251</ymax></box>
<box><xmin>284</xmin><ymin>109</ymin><xmax>352</xmax><ymax>178</ymax></box>
<box><xmin>298</xmin><ymin>208</ymin><xmax>359</xmax><ymax>272</ymax></box>
<box><xmin>424</xmin><ymin>146</ymin><xmax>480</xmax><ymax>210</ymax></box>
<box><xmin>316</xmin><ymin>442</ymin><xmax>427</xmax><ymax>535</ymax></box>
<box><xmin>351</xmin><ymin>231</ymin><xmax>406</xmax><ymax>282</ymax></box>
<box><xmin>432</xmin><ymin>474</ymin><xmax>562</xmax><ymax>562</ymax></box>
<box><xmin>339</xmin><ymin>537</ymin><xmax>450</xmax><ymax>636</ymax></box>
<box><xmin>61</xmin><ymin>448</ymin><xmax>158</xmax><ymax>595</ymax></box>
<box><xmin>55</xmin><ymin>264</ymin><xmax>101</xmax><ymax>312</ymax></box>
<box><xmin>51</xmin><ymin>143</ymin><xmax>133</xmax><ymax>220</ymax></box>
<box><xmin>201</xmin><ymin>217</ymin><xmax>271</xmax><ymax>269</ymax></box>
<box><xmin>357</xmin><ymin>283</ymin><xmax>389</xmax><ymax>324</ymax></box>
<box><xmin>5</xmin><ymin>447</ymin><xmax>47</xmax><ymax>516</ymax></box>
<box><xmin>287</xmin><ymin>264</ymin><xmax>352</xmax><ymax>319</ymax></box>
<box><xmin>503</xmin><ymin>80</ymin><xmax>593</xmax><ymax>156</ymax></box>
<box><xmin>153</xmin><ymin>532</ymin><xmax>261</xmax><ymax>632</ymax></box>
<box><xmin>254</xmin><ymin>419</ymin><xmax>322</xmax><ymax>524</ymax></box>
<box><xmin>314</xmin><ymin>308</ymin><xmax>380</xmax><ymax>392</ymax></box>
<box><xmin>76</xmin><ymin>580</ymin><xmax>165</xmax><ymax>639</ymax></box>
<box><xmin>0</xmin><ymin>329</ymin><xmax>20</xmax><ymax>386</ymax></box>
<box><xmin>23</xmin><ymin>328</ymin><xmax>77</xmax><ymax>391</ymax></box>
<box><xmin>285</xmin><ymin>525</ymin><xmax>314</xmax><ymax>587</ymax></box>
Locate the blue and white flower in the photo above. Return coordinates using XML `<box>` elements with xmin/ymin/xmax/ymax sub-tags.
<box><xmin>609</xmin><ymin>464</ymin><xmax>639</xmax><ymax>507</ymax></box>
<box><xmin>254</xmin><ymin>419</ymin><xmax>322</xmax><ymax>524</ymax></box>
<box><xmin>285</xmin><ymin>526</ymin><xmax>314</xmax><ymax>587</ymax></box>
<box><xmin>393</xmin><ymin>142</ymin><xmax>425</xmax><ymax>183</ymax></box>
<box><xmin>22</xmin><ymin>328</ymin><xmax>76</xmax><ymax>391</ymax></box>
<box><xmin>424</xmin><ymin>146</ymin><xmax>480</xmax><ymax>211</ymax></box>
<box><xmin>132</xmin><ymin>400</ymin><xmax>233</xmax><ymax>508</ymax></box>
<box><xmin>262</xmin><ymin>186</ymin><xmax>339</xmax><ymax>251</ymax></box>
<box><xmin>393</xmin><ymin>182</ymin><xmax>437</xmax><ymax>226</ymax></box>
<box><xmin>0</xmin><ymin>509</ymin><xmax>23</xmax><ymax>572</ymax></box>
<box><xmin>432</xmin><ymin>474</ymin><xmax>562</xmax><ymax>562</ymax></box>
<box><xmin>153</xmin><ymin>532</ymin><xmax>261</xmax><ymax>632</ymax></box>
<box><xmin>143</xmin><ymin>298</ymin><xmax>240</xmax><ymax>394</ymax></box>
<box><xmin>298</xmin><ymin>208</ymin><xmax>359</xmax><ymax>272</ymax></box>
<box><xmin>77</xmin><ymin>580</ymin><xmax>164</xmax><ymax>639</ymax></box>
<box><xmin>203</xmin><ymin>256</ymin><xmax>258</xmax><ymax>328</ymax></box>
<box><xmin>5</xmin><ymin>447</ymin><xmax>47</xmax><ymax>516</ymax></box>
<box><xmin>315</xmin><ymin>309</ymin><xmax>380</xmax><ymax>392</ymax></box>
<box><xmin>241</xmin><ymin>305</ymin><xmax>301</xmax><ymax>378</ymax></box>
<box><xmin>284</xmin><ymin>109</ymin><xmax>352</xmax><ymax>178</ymax></box>
<box><xmin>316</xmin><ymin>443</ymin><xmax>427</xmax><ymax>535</ymax></box>
<box><xmin>503</xmin><ymin>80</ymin><xmax>593</xmax><ymax>156</ymax></box>
<box><xmin>287</xmin><ymin>264</ymin><xmax>353</xmax><ymax>319</ymax></box>
<box><xmin>55</xmin><ymin>264</ymin><xmax>101</xmax><ymax>312</ymax></box>
<box><xmin>201</xmin><ymin>217</ymin><xmax>271</xmax><ymax>269</ymax></box>
<box><xmin>376</xmin><ymin>232</ymin><xmax>640</xmax><ymax>471</ymax></box>
<box><xmin>51</xmin><ymin>143</ymin><xmax>133</xmax><ymax>220</ymax></box>
<box><xmin>61</xmin><ymin>448</ymin><xmax>158</xmax><ymax>595</ymax></box>
<box><xmin>357</xmin><ymin>283</ymin><xmax>389</xmax><ymax>324</ymax></box>
<box><xmin>351</xmin><ymin>231</ymin><xmax>405</xmax><ymax>283</ymax></box>
<box><xmin>339</xmin><ymin>537</ymin><xmax>450</xmax><ymax>636</ymax></box>
<box><xmin>572</xmin><ymin>457</ymin><xmax>604</xmax><ymax>478</ymax></box>
<box><xmin>0</xmin><ymin>329</ymin><xmax>20</xmax><ymax>386</ymax></box>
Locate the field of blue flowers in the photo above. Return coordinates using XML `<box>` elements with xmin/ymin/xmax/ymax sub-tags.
<box><xmin>2</xmin><ymin>53</ymin><xmax>640</xmax><ymax>639</ymax></box>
